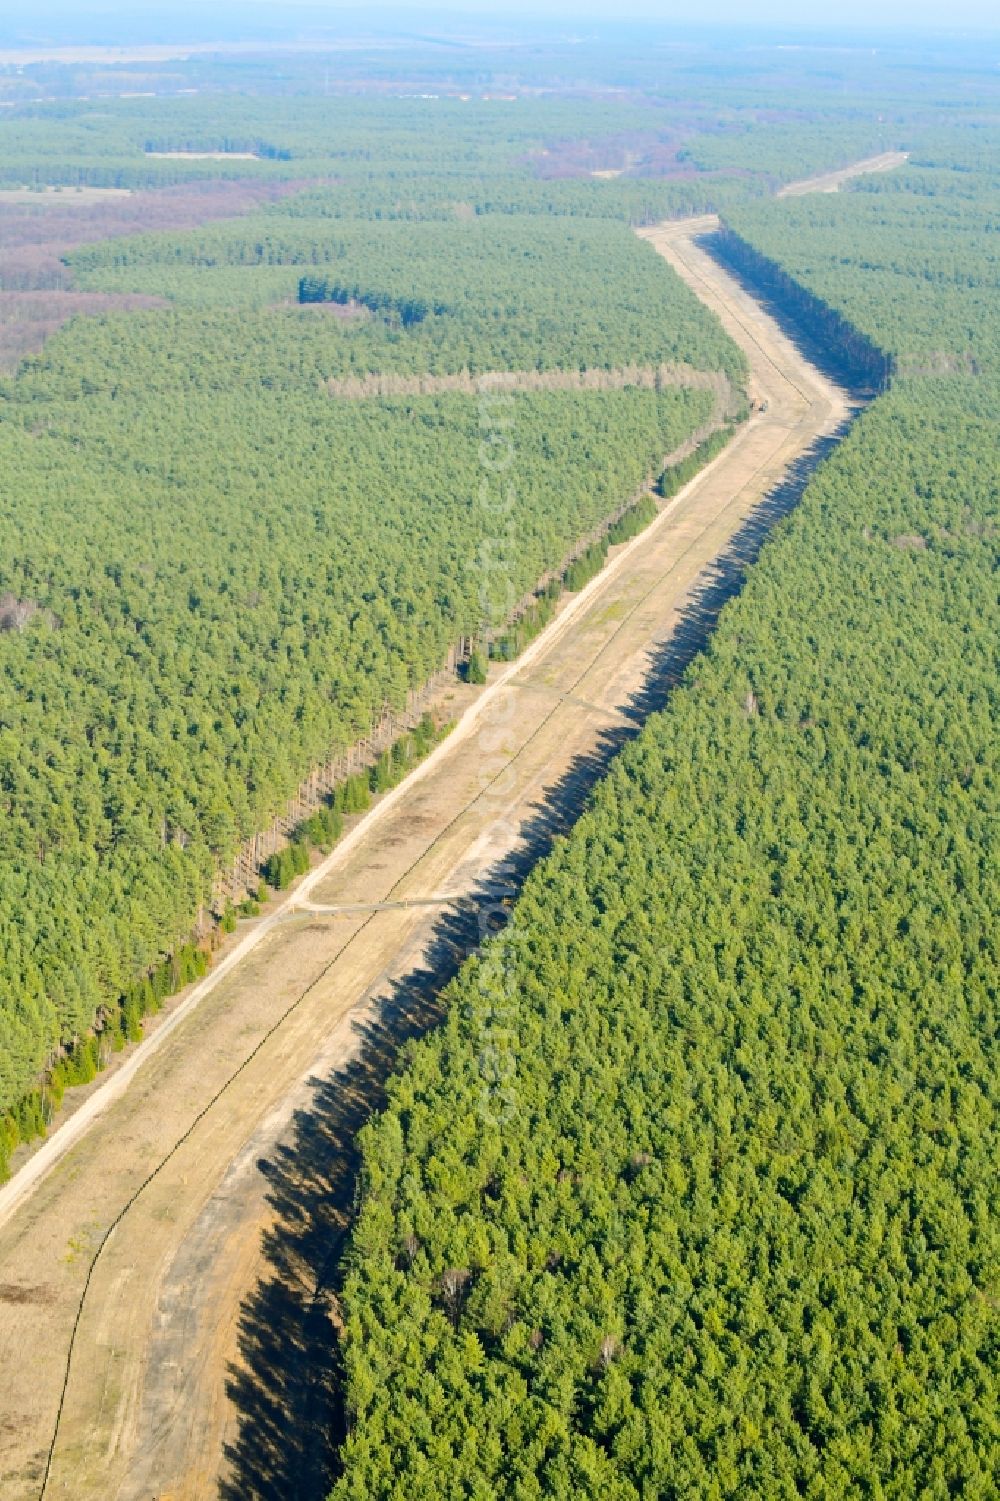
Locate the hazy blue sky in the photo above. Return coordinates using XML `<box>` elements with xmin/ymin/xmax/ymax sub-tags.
<box><xmin>2</xmin><ymin>1</ymin><xmax>997</xmax><ymax>45</ymax></box>
<box><xmin>247</xmin><ymin>0</ymin><xmax>1000</xmax><ymax>28</ymax></box>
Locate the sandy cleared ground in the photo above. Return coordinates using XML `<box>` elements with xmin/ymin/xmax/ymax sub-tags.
<box><xmin>0</xmin><ymin>187</ymin><xmax>133</xmax><ymax>202</ymax></box>
<box><xmin>144</xmin><ymin>152</ymin><xmax>261</xmax><ymax>161</ymax></box>
<box><xmin>0</xmin><ymin>202</ymin><xmax>857</xmax><ymax>1500</ymax></box>
<box><xmin>777</xmin><ymin>150</ymin><xmax>908</xmax><ymax>196</ymax></box>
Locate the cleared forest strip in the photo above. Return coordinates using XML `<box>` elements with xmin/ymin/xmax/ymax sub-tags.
<box><xmin>3</xmin><ymin>393</ymin><xmax>763</xmax><ymax>1501</ymax></box>
<box><xmin>0</xmin><ymin>375</ymin><xmax>722</xmax><ymax>1186</ymax></box>
<box><xmin>0</xmin><ymin>211</ymin><xmax>853</xmax><ymax>1501</ymax></box>
<box><xmin>776</xmin><ymin>149</ymin><xmax>909</xmax><ymax>197</ymax></box>
<box><xmin>0</xmin><ymin>155</ymin><xmax>905</xmax><ymax>1500</ymax></box>
<box><xmin>0</xmin><ymin>389</ymin><xmax>725</xmax><ymax>1219</ymax></box>
<box><xmin>323</xmin><ymin>361</ymin><xmax>734</xmax><ymax>404</ymax></box>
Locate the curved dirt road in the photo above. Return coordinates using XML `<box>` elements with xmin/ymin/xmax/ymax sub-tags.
<box><xmin>0</xmin><ymin>202</ymin><xmax>860</xmax><ymax>1499</ymax></box>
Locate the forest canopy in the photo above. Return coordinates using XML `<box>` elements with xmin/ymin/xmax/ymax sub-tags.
<box><xmin>330</xmin><ymin>127</ymin><xmax>1000</xmax><ymax>1498</ymax></box>
<box><xmin>0</xmin><ymin>88</ymin><xmax>757</xmax><ymax>1159</ymax></box>
<box><xmin>0</xmin><ymin>54</ymin><xmax>995</xmax><ymax>1495</ymax></box>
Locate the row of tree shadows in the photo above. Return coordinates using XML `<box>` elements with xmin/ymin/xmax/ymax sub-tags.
<box><xmin>702</xmin><ymin>227</ymin><xmax>890</xmax><ymax>399</ymax></box>
<box><xmin>220</xmin><ymin>298</ymin><xmax>870</xmax><ymax>1498</ymax></box>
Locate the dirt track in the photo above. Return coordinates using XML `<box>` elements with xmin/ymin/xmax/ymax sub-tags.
<box><xmin>0</xmin><ymin>208</ymin><xmax>856</xmax><ymax>1499</ymax></box>
<box><xmin>776</xmin><ymin>149</ymin><xmax>908</xmax><ymax>196</ymax></box>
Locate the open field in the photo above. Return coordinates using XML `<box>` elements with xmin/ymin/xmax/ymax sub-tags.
<box><xmin>0</xmin><ymin>200</ymin><xmax>854</xmax><ymax>1498</ymax></box>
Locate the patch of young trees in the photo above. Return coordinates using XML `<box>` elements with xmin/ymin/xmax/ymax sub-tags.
<box><xmin>298</xmin><ymin>277</ymin><xmax>436</xmax><ymax>327</ymax></box>
<box><xmin>657</xmin><ymin>422</ymin><xmax>738</xmax><ymax>498</ymax></box>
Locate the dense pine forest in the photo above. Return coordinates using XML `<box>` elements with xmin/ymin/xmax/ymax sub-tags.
<box><xmin>0</xmin><ymin>30</ymin><xmax>996</xmax><ymax>1496</ymax></box>
<box><xmin>724</xmin><ymin>134</ymin><xmax>1000</xmax><ymax>378</ymax></box>
<box><xmin>330</xmin><ymin>127</ymin><xmax>1000</xmax><ymax>1495</ymax></box>
<box><xmin>1</xmin><ymin>37</ymin><xmax>931</xmax><ymax>1171</ymax></box>
<box><xmin>0</xmin><ymin>60</ymin><xmax>789</xmax><ymax>1168</ymax></box>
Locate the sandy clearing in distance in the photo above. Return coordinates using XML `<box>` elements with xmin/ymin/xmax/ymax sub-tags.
<box><xmin>777</xmin><ymin>149</ymin><xmax>909</xmax><ymax>196</ymax></box>
<box><xmin>0</xmin><ymin>186</ymin><xmax>133</xmax><ymax>201</ymax></box>
<box><xmin>144</xmin><ymin>151</ymin><xmax>261</xmax><ymax>160</ymax></box>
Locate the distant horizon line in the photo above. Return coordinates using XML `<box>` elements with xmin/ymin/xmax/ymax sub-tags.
<box><xmin>2</xmin><ymin>11</ymin><xmax>1000</xmax><ymax>50</ymax></box>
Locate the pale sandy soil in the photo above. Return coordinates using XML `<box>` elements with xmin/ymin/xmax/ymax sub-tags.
<box><xmin>144</xmin><ymin>152</ymin><xmax>261</xmax><ymax>161</ymax></box>
<box><xmin>777</xmin><ymin>150</ymin><xmax>908</xmax><ymax>197</ymax></box>
<box><xmin>0</xmin><ymin>187</ymin><xmax>132</xmax><ymax>202</ymax></box>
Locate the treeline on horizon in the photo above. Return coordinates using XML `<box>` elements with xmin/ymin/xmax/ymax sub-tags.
<box><xmin>0</xmin><ymin>84</ymin><xmax>899</xmax><ymax>204</ymax></box>
<box><xmin>327</xmin><ymin>127</ymin><xmax>1000</xmax><ymax>1496</ymax></box>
